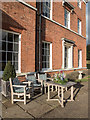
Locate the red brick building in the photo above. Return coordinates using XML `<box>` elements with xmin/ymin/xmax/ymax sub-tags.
<box><xmin>0</xmin><ymin>0</ymin><xmax>87</xmax><ymax>77</ymax></box>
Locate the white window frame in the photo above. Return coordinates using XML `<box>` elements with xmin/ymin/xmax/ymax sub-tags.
<box><xmin>77</xmin><ymin>0</ymin><xmax>81</xmax><ymax>9</ymax></box>
<box><xmin>42</xmin><ymin>41</ymin><xmax>52</xmax><ymax>71</ymax></box>
<box><xmin>78</xmin><ymin>50</ymin><xmax>82</xmax><ymax>68</ymax></box>
<box><xmin>78</xmin><ymin>19</ymin><xmax>81</xmax><ymax>35</ymax></box>
<box><xmin>0</xmin><ymin>29</ymin><xmax>21</xmax><ymax>77</ymax></box>
<box><xmin>62</xmin><ymin>40</ymin><xmax>73</xmax><ymax>69</ymax></box>
<box><xmin>42</xmin><ymin>0</ymin><xmax>53</xmax><ymax>19</ymax></box>
<box><xmin>64</xmin><ymin>9</ymin><xmax>70</xmax><ymax>29</ymax></box>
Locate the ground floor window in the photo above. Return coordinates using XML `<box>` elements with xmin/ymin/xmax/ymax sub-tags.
<box><xmin>78</xmin><ymin>50</ymin><xmax>82</xmax><ymax>68</ymax></box>
<box><xmin>62</xmin><ymin>39</ymin><xmax>74</xmax><ymax>69</ymax></box>
<box><xmin>0</xmin><ymin>30</ymin><xmax>20</xmax><ymax>72</ymax></box>
<box><xmin>42</xmin><ymin>41</ymin><xmax>52</xmax><ymax>70</ymax></box>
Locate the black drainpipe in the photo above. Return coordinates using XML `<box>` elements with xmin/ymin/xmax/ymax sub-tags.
<box><xmin>38</xmin><ymin>1</ymin><xmax>41</xmax><ymax>72</ymax></box>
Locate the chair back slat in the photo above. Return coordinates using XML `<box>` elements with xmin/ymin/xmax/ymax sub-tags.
<box><xmin>38</xmin><ymin>73</ymin><xmax>47</xmax><ymax>81</ymax></box>
<box><xmin>26</xmin><ymin>74</ymin><xmax>37</xmax><ymax>84</ymax></box>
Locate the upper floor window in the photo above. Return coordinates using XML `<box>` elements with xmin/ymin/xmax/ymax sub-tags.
<box><xmin>42</xmin><ymin>0</ymin><xmax>52</xmax><ymax>19</ymax></box>
<box><xmin>77</xmin><ymin>0</ymin><xmax>81</xmax><ymax>9</ymax></box>
<box><xmin>78</xmin><ymin>19</ymin><xmax>81</xmax><ymax>35</ymax></box>
<box><xmin>64</xmin><ymin>9</ymin><xmax>70</xmax><ymax>29</ymax></box>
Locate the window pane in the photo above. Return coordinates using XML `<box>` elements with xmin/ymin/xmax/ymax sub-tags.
<box><xmin>42</xmin><ymin>43</ymin><xmax>44</xmax><ymax>49</ymax></box>
<box><xmin>14</xmin><ymin>43</ymin><xmax>18</xmax><ymax>52</ymax></box>
<box><xmin>2</xmin><ymin>52</ymin><xmax>6</xmax><ymax>61</ymax></box>
<box><xmin>7</xmin><ymin>42</ymin><xmax>13</xmax><ymax>51</ymax></box>
<box><xmin>0</xmin><ymin>52</ymin><xmax>2</xmax><ymax>61</ymax></box>
<box><xmin>13</xmin><ymin>53</ymin><xmax>18</xmax><ymax>61</ymax></box>
<box><xmin>42</xmin><ymin>62</ymin><xmax>45</xmax><ymax>68</ymax></box>
<box><xmin>2</xmin><ymin>41</ymin><xmax>6</xmax><ymax>51</ymax></box>
<box><xmin>0</xmin><ymin>62</ymin><xmax>2</xmax><ymax>71</ymax></box>
<box><xmin>2</xmin><ymin>31</ymin><xmax>6</xmax><ymax>41</ymax></box>
<box><xmin>8</xmin><ymin>33</ymin><xmax>13</xmax><ymax>42</ymax></box>
<box><xmin>0</xmin><ymin>41</ymin><xmax>2</xmax><ymax>50</ymax></box>
<box><xmin>7</xmin><ymin>52</ymin><xmax>12</xmax><ymax>61</ymax></box>
<box><xmin>13</xmin><ymin>62</ymin><xmax>18</xmax><ymax>70</ymax></box>
<box><xmin>14</xmin><ymin>34</ymin><xmax>19</xmax><ymax>43</ymax></box>
<box><xmin>2</xmin><ymin>62</ymin><xmax>6</xmax><ymax>71</ymax></box>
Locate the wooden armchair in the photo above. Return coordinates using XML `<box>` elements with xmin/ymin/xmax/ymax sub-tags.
<box><xmin>38</xmin><ymin>73</ymin><xmax>53</xmax><ymax>93</ymax></box>
<box><xmin>25</xmin><ymin>73</ymin><xmax>43</xmax><ymax>94</ymax></box>
<box><xmin>9</xmin><ymin>77</ymin><xmax>32</xmax><ymax>104</ymax></box>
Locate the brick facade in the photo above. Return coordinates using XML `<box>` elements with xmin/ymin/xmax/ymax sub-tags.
<box><xmin>1</xmin><ymin>1</ymin><xmax>87</xmax><ymax>76</ymax></box>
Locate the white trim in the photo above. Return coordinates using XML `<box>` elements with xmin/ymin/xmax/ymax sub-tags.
<box><xmin>50</xmin><ymin>0</ymin><xmax>53</xmax><ymax>20</ymax></box>
<box><xmin>1</xmin><ymin>29</ymin><xmax>20</xmax><ymax>35</ymax></box>
<box><xmin>41</xmin><ymin>15</ymin><xmax>86</xmax><ymax>39</ymax></box>
<box><xmin>0</xmin><ymin>29</ymin><xmax>21</xmax><ymax>77</ymax></box>
<box><xmin>18</xmin><ymin>34</ymin><xmax>21</xmax><ymax>73</ymax></box>
<box><xmin>41</xmin><ymin>67</ymin><xmax>87</xmax><ymax>73</ymax></box>
<box><xmin>42</xmin><ymin>41</ymin><xmax>52</xmax><ymax>71</ymax></box>
<box><xmin>50</xmin><ymin>43</ymin><xmax>52</xmax><ymax>69</ymax></box>
<box><xmin>78</xmin><ymin>50</ymin><xmax>82</xmax><ymax>68</ymax></box>
<box><xmin>17</xmin><ymin>0</ymin><xmax>37</xmax><ymax>11</ymax></box>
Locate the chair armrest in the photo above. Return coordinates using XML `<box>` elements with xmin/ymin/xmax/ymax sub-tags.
<box><xmin>12</xmin><ymin>85</ymin><xmax>26</xmax><ymax>88</ymax></box>
<box><xmin>47</xmin><ymin>77</ymin><xmax>53</xmax><ymax>81</ymax></box>
<box><xmin>22</xmin><ymin>81</ymin><xmax>33</xmax><ymax>86</ymax></box>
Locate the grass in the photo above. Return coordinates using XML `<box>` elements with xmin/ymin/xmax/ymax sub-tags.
<box><xmin>87</xmin><ymin>64</ymin><xmax>90</xmax><ymax>69</ymax></box>
<box><xmin>75</xmin><ymin>75</ymin><xmax>90</xmax><ymax>82</ymax></box>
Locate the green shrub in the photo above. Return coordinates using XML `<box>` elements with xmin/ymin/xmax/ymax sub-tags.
<box><xmin>65</xmin><ymin>71</ymin><xmax>79</xmax><ymax>81</ymax></box>
<box><xmin>2</xmin><ymin>61</ymin><xmax>16</xmax><ymax>81</ymax></box>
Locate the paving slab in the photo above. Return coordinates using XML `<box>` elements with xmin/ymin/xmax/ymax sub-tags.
<box><xmin>2</xmin><ymin>103</ymin><xmax>33</xmax><ymax>118</ymax></box>
<box><xmin>1</xmin><ymin>81</ymin><xmax>88</xmax><ymax>118</ymax></box>
<box><xmin>17</xmin><ymin>100</ymin><xmax>53</xmax><ymax>118</ymax></box>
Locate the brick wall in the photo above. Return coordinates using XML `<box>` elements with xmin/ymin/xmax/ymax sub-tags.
<box><xmin>2</xmin><ymin>2</ymin><xmax>36</xmax><ymax>73</ymax></box>
<box><xmin>1</xmin><ymin>1</ymin><xmax>86</xmax><ymax>75</ymax></box>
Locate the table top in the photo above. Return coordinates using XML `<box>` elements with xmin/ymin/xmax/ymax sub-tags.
<box><xmin>46</xmin><ymin>81</ymin><xmax>76</xmax><ymax>88</ymax></box>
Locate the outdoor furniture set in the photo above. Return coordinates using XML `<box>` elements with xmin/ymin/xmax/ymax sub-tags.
<box><xmin>9</xmin><ymin>72</ymin><xmax>76</xmax><ymax>107</ymax></box>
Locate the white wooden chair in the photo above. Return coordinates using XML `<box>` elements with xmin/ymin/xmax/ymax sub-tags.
<box><xmin>38</xmin><ymin>73</ymin><xmax>54</xmax><ymax>93</ymax></box>
<box><xmin>9</xmin><ymin>77</ymin><xmax>32</xmax><ymax>104</ymax></box>
<box><xmin>25</xmin><ymin>73</ymin><xmax>43</xmax><ymax>94</ymax></box>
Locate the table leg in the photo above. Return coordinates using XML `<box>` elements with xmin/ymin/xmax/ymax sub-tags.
<box><xmin>71</xmin><ymin>86</ymin><xmax>74</xmax><ymax>101</ymax></box>
<box><xmin>61</xmin><ymin>87</ymin><xmax>64</xmax><ymax>107</ymax></box>
<box><xmin>48</xmin><ymin>85</ymin><xmax>50</xmax><ymax>100</ymax></box>
<box><xmin>58</xmin><ymin>87</ymin><xmax>60</xmax><ymax>97</ymax></box>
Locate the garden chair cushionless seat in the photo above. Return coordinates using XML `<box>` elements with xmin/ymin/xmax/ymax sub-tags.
<box><xmin>9</xmin><ymin>77</ymin><xmax>32</xmax><ymax>104</ymax></box>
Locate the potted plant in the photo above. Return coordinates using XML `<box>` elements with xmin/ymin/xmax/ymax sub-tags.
<box><xmin>1</xmin><ymin>61</ymin><xmax>16</xmax><ymax>97</ymax></box>
<box><xmin>53</xmin><ymin>71</ymin><xmax>68</xmax><ymax>85</ymax></box>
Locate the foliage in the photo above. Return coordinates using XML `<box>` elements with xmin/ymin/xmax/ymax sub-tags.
<box><xmin>2</xmin><ymin>61</ymin><xmax>16</xmax><ymax>81</ymax></box>
<box><xmin>65</xmin><ymin>71</ymin><xmax>79</xmax><ymax>81</ymax></box>
<box><xmin>53</xmin><ymin>71</ymin><xmax>68</xmax><ymax>85</ymax></box>
<box><xmin>87</xmin><ymin>44</ymin><xmax>90</xmax><ymax>60</ymax></box>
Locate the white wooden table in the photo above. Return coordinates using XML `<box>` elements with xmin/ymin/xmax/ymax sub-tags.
<box><xmin>46</xmin><ymin>81</ymin><xmax>76</xmax><ymax>107</ymax></box>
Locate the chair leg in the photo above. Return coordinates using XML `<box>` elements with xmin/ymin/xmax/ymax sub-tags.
<box><xmin>18</xmin><ymin>95</ymin><xmax>20</xmax><ymax>98</ymax></box>
<box><xmin>24</xmin><ymin>88</ymin><xmax>26</xmax><ymax>105</ymax></box>
<box><xmin>11</xmin><ymin>93</ymin><xmax>14</xmax><ymax>104</ymax></box>
<box><xmin>28</xmin><ymin>94</ymin><xmax>30</xmax><ymax>99</ymax></box>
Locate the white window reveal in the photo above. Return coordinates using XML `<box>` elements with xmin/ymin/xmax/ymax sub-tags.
<box><xmin>42</xmin><ymin>41</ymin><xmax>52</xmax><ymax>70</ymax></box>
<box><xmin>78</xmin><ymin>50</ymin><xmax>82</xmax><ymax>68</ymax></box>
<box><xmin>0</xmin><ymin>30</ymin><xmax>21</xmax><ymax>74</ymax></box>
<box><xmin>78</xmin><ymin>19</ymin><xmax>81</xmax><ymax>35</ymax></box>
<box><xmin>64</xmin><ymin>9</ymin><xmax>70</xmax><ymax>29</ymax></box>
<box><xmin>77</xmin><ymin>0</ymin><xmax>81</xmax><ymax>9</ymax></box>
<box><xmin>42</xmin><ymin>0</ymin><xmax>52</xmax><ymax>19</ymax></box>
<box><xmin>62</xmin><ymin>38</ymin><xmax>74</xmax><ymax>69</ymax></box>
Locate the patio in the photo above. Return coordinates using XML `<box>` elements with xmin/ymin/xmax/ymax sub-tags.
<box><xmin>1</xmin><ymin>81</ymin><xmax>88</xmax><ymax>118</ymax></box>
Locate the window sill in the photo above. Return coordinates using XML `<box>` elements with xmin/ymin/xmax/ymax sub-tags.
<box><xmin>42</xmin><ymin>68</ymin><xmax>52</xmax><ymax>72</ymax></box>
